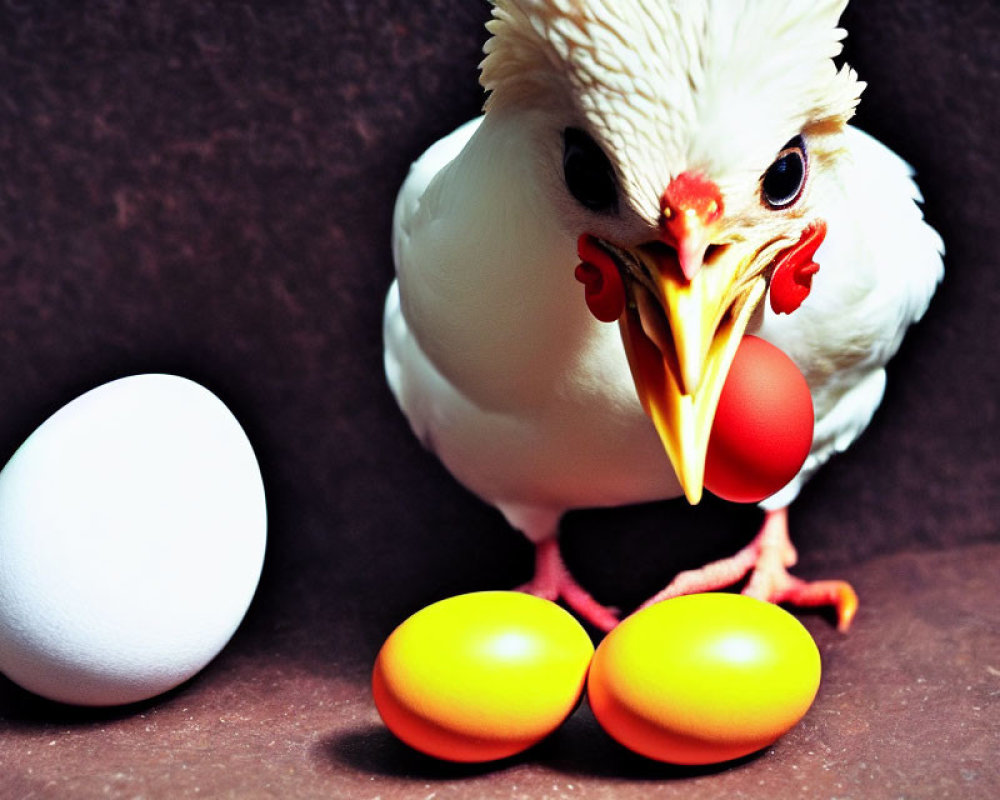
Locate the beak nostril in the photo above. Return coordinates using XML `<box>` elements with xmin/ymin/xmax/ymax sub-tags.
<box><xmin>639</xmin><ymin>240</ymin><xmax>684</xmax><ymax>282</ymax></box>
<box><xmin>704</xmin><ymin>244</ymin><xmax>725</xmax><ymax>264</ymax></box>
<box><xmin>642</xmin><ymin>240</ymin><xmax>675</xmax><ymax>260</ymax></box>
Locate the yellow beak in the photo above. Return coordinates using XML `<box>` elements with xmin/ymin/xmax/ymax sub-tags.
<box><xmin>618</xmin><ymin>244</ymin><xmax>766</xmax><ymax>504</ymax></box>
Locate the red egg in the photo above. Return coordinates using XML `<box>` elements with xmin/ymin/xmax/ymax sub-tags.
<box><xmin>705</xmin><ymin>336</ymin><xmax>814</xmax><ymax>503</ymax></box>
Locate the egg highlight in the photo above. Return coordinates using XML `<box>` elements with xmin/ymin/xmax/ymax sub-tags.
<box><xmin>0</xmin><ymin>374</ymin><xmax>267</xmax><ymax>707</ymax></box>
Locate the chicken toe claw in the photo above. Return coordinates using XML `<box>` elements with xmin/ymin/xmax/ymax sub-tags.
<box><xmin>778</xmin><ymin>578</ymin><xmax>859</xmax><ymax>632</ymax></box>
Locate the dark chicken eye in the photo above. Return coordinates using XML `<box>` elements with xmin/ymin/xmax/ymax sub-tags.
<box><xmin>761</xmin><ymin>136</ymin><xmax>808</xmax><ymax>209</ymax></box>
<box><xmin>563</xmin><ymin>127</ymin><xmax>619</xmax><ymax>213</ymax></box>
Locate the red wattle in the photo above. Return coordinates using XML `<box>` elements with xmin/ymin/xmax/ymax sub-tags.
<box><xmin>576</xmin><ymin>235</ymin><xmax>626</xmax><ymax>323</ymax></box>
<box><xmin>769</xmin><ymin>220</ymin><xmax>827</xmax><ymax>315</ymax></box>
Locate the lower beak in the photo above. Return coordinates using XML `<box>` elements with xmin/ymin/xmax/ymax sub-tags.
<box><xmin>618</xmin><ymin>244</ymin><xmax>766</xmax><ymax>504</ymax></box>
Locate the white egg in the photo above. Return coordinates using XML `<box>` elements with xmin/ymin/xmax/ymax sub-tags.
<box><xmin>0</xmin><ymin>374</ymin><xmax>266</xmax><ymax>706</ymax></box>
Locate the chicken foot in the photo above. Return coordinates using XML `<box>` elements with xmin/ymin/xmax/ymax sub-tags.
<box><xmin>638</xmin><ymin>507</ymin><xmax>859</xmax><ymax>631</ymax></box>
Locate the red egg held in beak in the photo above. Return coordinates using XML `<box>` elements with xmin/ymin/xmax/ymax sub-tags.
<box><xmin>704</xmin><ymin>336</ymin><xmax>814</xmax><ymax>503</ymax></box>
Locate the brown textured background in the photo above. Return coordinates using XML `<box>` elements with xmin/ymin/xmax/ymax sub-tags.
<box><xmin>0</xmin><ymin>1</ymin><xmax>998</xmax><ymax>797</ymax></box>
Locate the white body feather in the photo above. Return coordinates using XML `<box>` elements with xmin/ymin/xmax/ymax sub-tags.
<box><xmin>386</xmin><ymin>114</ymin><xmax>681</xmax><ymax>538</ymax></box>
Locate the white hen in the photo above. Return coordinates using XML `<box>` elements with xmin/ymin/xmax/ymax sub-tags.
<box><xmin>384</xmin><ymin>0</ymin><xmax>943</xmax><ymax>631</ymax></box>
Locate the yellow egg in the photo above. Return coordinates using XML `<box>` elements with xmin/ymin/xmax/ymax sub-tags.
<box><xmin>588</xmin><ymin>593</ymin><xmax>821</xmax><ymax>765</ymax></box>
<box><xmin>372</xmin><ymin>591</ymin><xmax>594</xmax><ymax>762</ymax></box>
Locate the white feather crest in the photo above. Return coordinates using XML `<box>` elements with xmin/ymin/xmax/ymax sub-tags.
<box><xmin>483</xmin><ymin>0</ymin><xmax>864</xmax><ymax>206</ymax></box>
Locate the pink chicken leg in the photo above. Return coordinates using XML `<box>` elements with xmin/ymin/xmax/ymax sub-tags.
<box><xmin>518</xmin><ymin>538</ymin><xmax>620</xmax><ymax>632</ymax></box>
